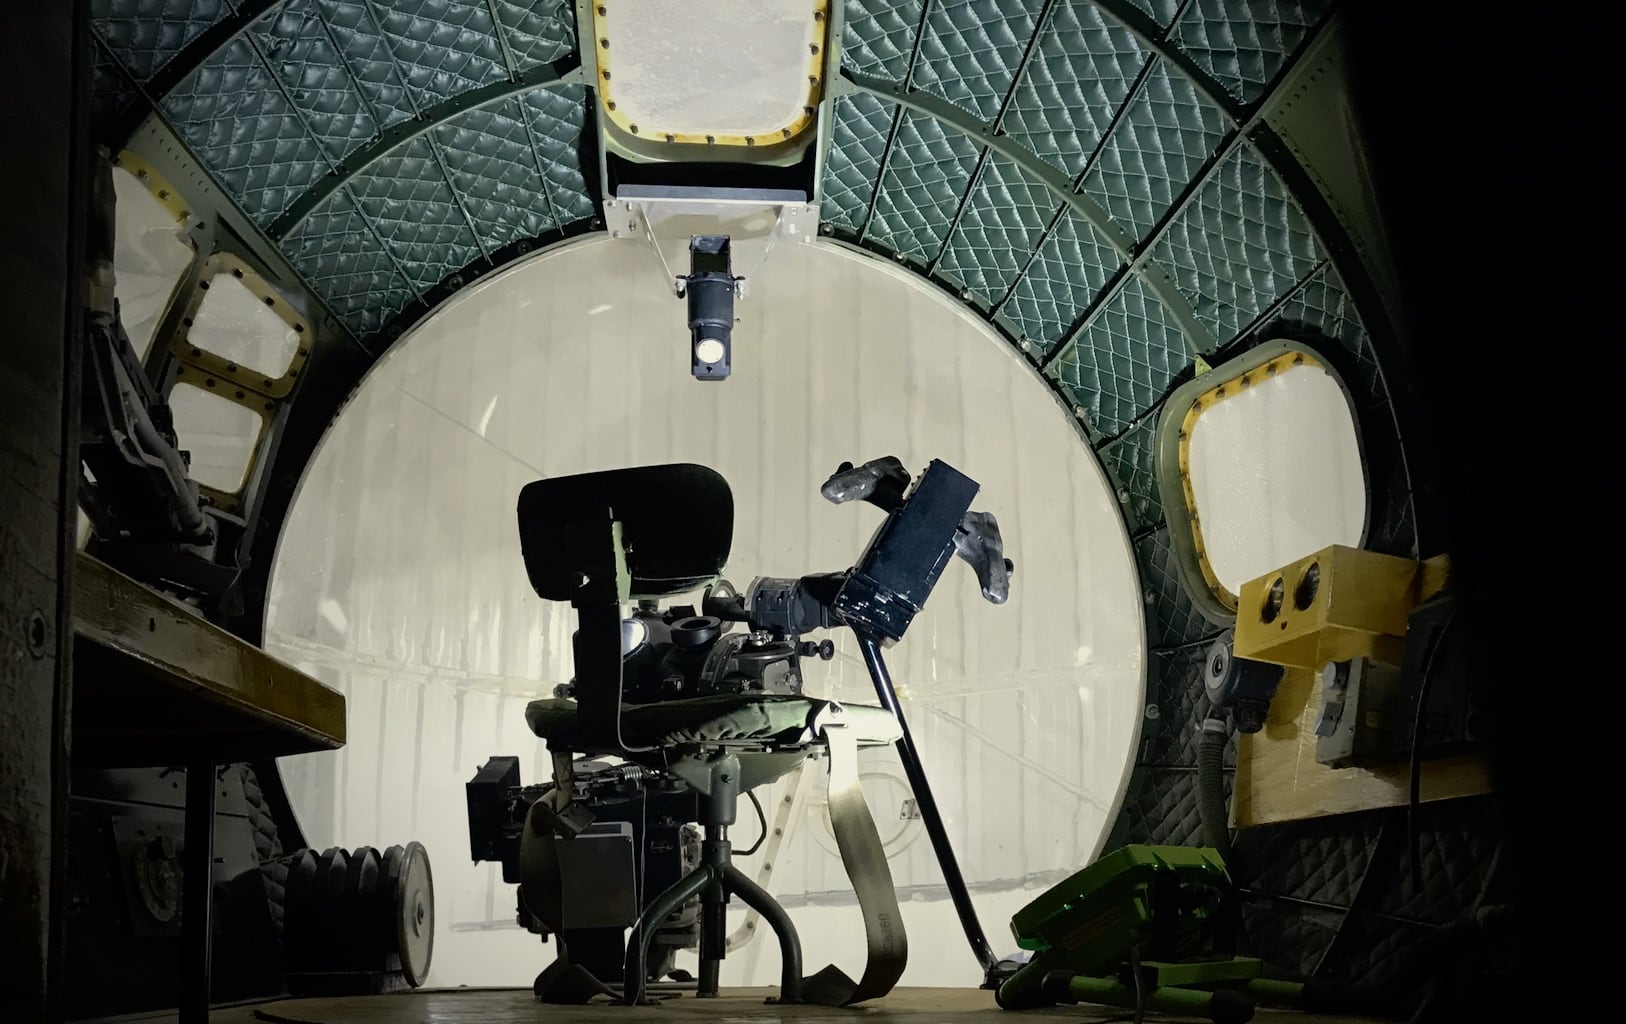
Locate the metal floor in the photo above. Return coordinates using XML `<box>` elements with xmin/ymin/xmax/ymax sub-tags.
<box><xmin>134</xmin><ymin>988</ymin><xmax>1375</xmax><ymax>1024</ymax></box>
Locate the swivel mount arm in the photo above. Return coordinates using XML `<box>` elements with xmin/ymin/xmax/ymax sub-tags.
<box><xmin>821</xmin><ymin>457</ymin><xmax>1015</xmax><ymax>612</ymax></box>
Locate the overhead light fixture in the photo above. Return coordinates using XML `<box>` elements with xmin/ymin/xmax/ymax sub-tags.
<box><xmin>678</xmin><ymin>235</ymin><xmax>737</xmax><ymax>381</ymax></box>
<box><xmin>604</xmin><ymin>194</ymin><xmax>821</xmax><ymax>381</ymax></box>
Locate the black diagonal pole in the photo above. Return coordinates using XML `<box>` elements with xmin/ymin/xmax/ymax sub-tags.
<box><xmin>856</xmin><ymin>634</ymin><xmax>997</xmax><ymax>973</ymax></box>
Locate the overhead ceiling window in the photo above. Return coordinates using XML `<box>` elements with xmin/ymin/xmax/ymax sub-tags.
<box><xmin>595</xmin><ymin>0</ymin><xmax>827</xmax><ymax>146</ymax></box>
<box><xmin>168</xmin><ymin>382</ymin><xmax>264</xmax><ymax>495</ymax></box>
<box><xmin>111</xmin><ymin>164</ymin><xmax>194</xmax><ymax>361</ymax></box>
<box><xmin>1158</xmin><ymin>341</ymin><xmax>1368</xmax><ymax>619</ymax></box>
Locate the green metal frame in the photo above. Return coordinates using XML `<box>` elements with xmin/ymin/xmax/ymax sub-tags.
<box><xmin>119</xmin><ymin>110</ymin><xmax>363</xmax><ymax>352</ymax></box>
<box><xmin>808</xmin><ymin>0</ymin><xmax>848</xmax><ymax>210</ymax></box>
<box><xmin>920</xmin><ymin>0</ymin><xmax>1061</xmax><ymax>280</ymax></box>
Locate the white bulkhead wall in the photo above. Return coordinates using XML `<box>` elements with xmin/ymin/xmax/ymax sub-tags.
<box><xmin>267</xmin><ymin>237</ymin><xmax>1144</xmax><ymax>987</ymax></box>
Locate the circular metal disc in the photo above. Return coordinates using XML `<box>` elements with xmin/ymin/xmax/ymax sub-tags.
<box><xmin>390</xmin><ymin>841</ymin><xmax>435</xmax><ymax>986</ymax></box>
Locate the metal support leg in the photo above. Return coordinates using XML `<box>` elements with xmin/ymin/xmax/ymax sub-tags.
<box><xmin>697</xmin><ymin>946</ymin><xmax>721</xmax><ymax>997</ymax></box>
<box><xmin>698</xmin><ymin>866</ymin><xmax>724</xmax><ymax>998</ymax></box>
<box><xmin>724</xmin><ymin>864</ymin><xmax>803</xmax><ymax>1003</ymax></box>
<box><xmin>623</xmin><ymin>864</ymin><xmax>715</xmax><ymax>1006</ymax></box>
<box><xmin>857</xmin><ymin>635</ymin><xmax>997</xmax><ymax>972</ymax></box>
<box><xmin>695</xmin><ymin>755</ymin><xmax>739</xmax><ymax>997</ymax></box>
<box><xmin>182</xmin><ymin>762</ymin><xmax>216</xmax><ymax>1023</ymax></box>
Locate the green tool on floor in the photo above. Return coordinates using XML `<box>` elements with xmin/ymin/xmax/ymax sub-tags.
<box><xmin>996</xmin><ymin>845</ymin><xmax>1305</xmax><ymax>1024</ymax></box>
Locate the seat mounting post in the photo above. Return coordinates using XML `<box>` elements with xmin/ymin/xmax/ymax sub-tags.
<box><xmin>697</xmin><ymin>755</ymin><xmax>740</xmax><ymax>998</ymax></box>
<box><xmin>568</xmin><ymin>513</ymin><xmax>635</xmax><ymax>752</ymax></box>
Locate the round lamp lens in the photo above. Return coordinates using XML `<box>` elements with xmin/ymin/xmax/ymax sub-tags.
<box><xmin>696</xmin><ymin>338</ymin><xmax>726</xmax><ymax>364</ymax></box>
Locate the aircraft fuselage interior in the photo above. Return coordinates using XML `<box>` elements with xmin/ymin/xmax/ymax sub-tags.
<box><xmin>2</xmin><ymin>3</ymin><xmax>1584</xmax><ymax>1023</ymax></box>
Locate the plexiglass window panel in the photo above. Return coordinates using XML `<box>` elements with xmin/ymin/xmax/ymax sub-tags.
<box><xmin>601</xmin><ymin>0</ymin><xmax>820</xmax><ymax>138</ymax></box>
<box><xmin>189</xmin><ymin>274</ymin><xmax>302</xmax><ymax>378</ymax></box>
<box><xmin>1186</xmin><ymin>362</ymin><xmax>1366</xmax><ymax>595</ymax></box>
<box><xmin>168</xmin><ymin>384</ymin><xmax>262</xmax><ymax>492</ymax></box>
<box><xmin>112</xmin><ymin>167</ymin><xmax>193</xmax><ymax>362</ymax></box>
<box><xmin>267</xmin><ymin>238</ymin><xmax>1144</xmax><ymax>988</ymax></box>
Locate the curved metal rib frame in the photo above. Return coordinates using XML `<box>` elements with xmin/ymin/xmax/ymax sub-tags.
<box><xmin>263</xmin><ymin>60</ymin><xmax>575</xmax><ymax>242</ymax></box>
<box><xmin>266</xmin><ymin>59</ymin><xmax>578</xmax><ymax>240</ymax></box>
<box><xmin>115</xmin><ymin>1</ymin><xmax>286</xmax><ymax>138</ymax></box>
<box><xmin>828</xmin><ymin>1</ymin><xmax>1418</xmax><ymax>510</ymax></box>
<box><xmin>102</xmin><ymin>0</ymin><xmax>583</xmax><ymax>248</ymax></box>
<box><xmin>832</xmin><ymin>0</ymin><xmax>1309</xmax><ymax>373</ymax></box>
<box><xmin>835</xmin><ymin>70</ymin><xmax>1216</xmax><ymax>360</ymax></box>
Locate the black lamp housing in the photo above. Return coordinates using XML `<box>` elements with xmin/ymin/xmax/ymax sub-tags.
<box><xmin>681</xmin><ymin>235</ymin><xmax>736</xmax><ymax>381</ymax></box>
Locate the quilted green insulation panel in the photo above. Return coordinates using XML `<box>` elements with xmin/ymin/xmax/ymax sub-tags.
<box><xmin>94</xmin><ymin>0</ymin><xmax>587</xmax><ymax>337</ymax></box>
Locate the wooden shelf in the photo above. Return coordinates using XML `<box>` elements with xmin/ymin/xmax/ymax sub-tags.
<box><xmin>71</xmin><ymin>551</ymin><xmax>345</xmax><ymax>767</ymax></box>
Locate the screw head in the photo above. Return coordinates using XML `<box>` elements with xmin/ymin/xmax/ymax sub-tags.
<box><xmin>26</xmin><ymin>610</ymin><xmax>47</xmax><ymax>657</ymax></box>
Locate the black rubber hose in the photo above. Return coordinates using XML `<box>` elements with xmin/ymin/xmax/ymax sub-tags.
<box><xmin>88</xmin><ymin>148</ymin><xmax>116</xmax><ymax>273</ymax></box>
<box><xmin>1197</xmin><ymin>713</ymin><xmax>1234</xmax><ymax>868</ymax></box>
<box><xmin>738</xmin><ymin>790</ymin><xmax>768</xmax><ymax>856</ymax></box>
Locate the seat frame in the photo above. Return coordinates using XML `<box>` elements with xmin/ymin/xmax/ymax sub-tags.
<box><xmin>531</xmin><ymin>497</ymin><xmax>816</xmax><ymax>1004</ymax></box>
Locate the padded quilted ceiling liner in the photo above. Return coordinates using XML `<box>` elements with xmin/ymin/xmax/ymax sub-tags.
<box><xmin>90</xmin><ymin>0</ymin><xmax>1443</xmax><ymax>985</ymax></box>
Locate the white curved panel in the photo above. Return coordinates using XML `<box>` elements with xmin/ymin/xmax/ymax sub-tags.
<box><xmin>267</xmin><ymin>238</ymin><xmax>1144</xmax><ymax>988</ymax></box>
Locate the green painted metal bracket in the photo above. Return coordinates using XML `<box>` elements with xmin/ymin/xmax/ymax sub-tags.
<box><xmin>1256</xmin><ymin>16</ymin><xmax>1405</xmax><ymax>331</ymax></box>
<box><xmin>118</xmin><ymin>106</ymin><xmax>363</xmax><ymax>357</ymax></box>
<box><xmin>810</xmin><ymin>0</ymin><xmax>848</xmax><ymax>210</ymax></box>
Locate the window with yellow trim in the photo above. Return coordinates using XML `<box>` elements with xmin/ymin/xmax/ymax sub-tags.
<box><xmin>1156</xmin><ymin>341</ymin><xmax>1369</xmax><ymax>620</ymax></box>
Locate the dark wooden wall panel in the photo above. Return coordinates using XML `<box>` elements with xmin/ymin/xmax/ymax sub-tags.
<box><xmin>0</xmin><ymin>2</ymin><xmax>84</xmax><ymax>1018</ymax></box>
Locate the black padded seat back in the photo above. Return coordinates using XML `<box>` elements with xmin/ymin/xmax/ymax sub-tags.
<box><xmin>517</xmin><ymin>464</ymin><xmax>733</xmax><ymax>600</ymax></box>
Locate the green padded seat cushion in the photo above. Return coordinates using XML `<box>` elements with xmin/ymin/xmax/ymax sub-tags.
<box><xmin>524</xmin><ymin>693</ymin><xmax>901</xmax><ymax>749</ymax></box>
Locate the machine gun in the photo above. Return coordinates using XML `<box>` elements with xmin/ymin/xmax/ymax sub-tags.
<box><xmin>466</xmin><ymin>456</ymin><xmax>1014</xmax><ymax>1002</ymax></box>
